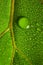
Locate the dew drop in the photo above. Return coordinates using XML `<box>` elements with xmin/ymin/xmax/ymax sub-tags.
<box><xmin>18</xmin><ymin>17</ymin><xmax>29</xmax><ymax>29</ymax></box>
<box><xmin>36</xmin><ymin>23</ymin><xmax>40</xmax><ymax>26</ymax></box>
<box><xmin>37</xmin><ymin>28</ymin><xmax>41</xmax><ymax>31</ymax></box>
<box><xmin>30</xmin><ymin>38</ymin><xmax>32</xmax><ymax>40</ymax></box>
<box><xmin>16</xmin><ymin>50</ymin><xmax>18</xmax><ymax>52</ymax></box>
<box><xmin>33</xmin><ymin>34</ymin><xmax>36</xmax><ymax>36</ymax></box>
<box><xmin>9</xmin><ymin>57</ymin><xmax>11</xmax><ymax>60</ymax></box>
<box><xmin>26</xmin><ymin>25</ymin><xmax>29</xmax><ymax>29</ymax></box>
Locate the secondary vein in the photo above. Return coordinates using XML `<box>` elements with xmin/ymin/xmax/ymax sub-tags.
<box><xmin>0</xmin><ymin>27</ymin><xmax>9</xmax><ymax>38</ymax></box>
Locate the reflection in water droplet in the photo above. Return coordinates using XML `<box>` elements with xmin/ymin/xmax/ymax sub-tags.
<box><xmin>26</xmin><ymin>25</ymin><xmax>29</xmax><ymax>29</ymax></box>
<box><xmin>18</xmin><ymin>17</ymin><xmax>30</xmax><ymax>29</ymax></box>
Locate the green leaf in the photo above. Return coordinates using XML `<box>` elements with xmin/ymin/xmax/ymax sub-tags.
<box><xmin>0</xmin><ymin>0</ymin><xmax>11</xmax><ymax>33</ymax></box>
<box><xmin>0</xmin><ymin>0</ymin><xmax>14</xmax><ymax>65</ymax></box>
<box><xmin>13</xmin><ymin>0</ymin><xmax>43</xmax><ymax>65</ymax></box>
<box><xmin>0</xmin><ymin>31</ymin><xmax>13</xmax><ymax>65</ymax></box>
<box><xmin>13</xmin><ymin>51</ymin><xmax>31</xmax><ymax>65</ymax></box>
<box><xmin>0</xmin><ymin>0</ymin><xmax>43</xmax><ymax>65</ymax></box>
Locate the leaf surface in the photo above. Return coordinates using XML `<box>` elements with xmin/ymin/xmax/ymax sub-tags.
<box><xmin>0</xmin><ymin>0</ymin><xmax>13</xmax><ymax>65</ymax></box>
<box><xmin>0</xmin><ymin>31</ymin><xmax>13</xmax><ymax>65</ymax></box>
<box><xmin>0</xmin><ymin>0</ymin><xmax>11</xmax><ymax>33</ymax></box>
<box><xmin>0</xmin><ymin>0</ymin><xmax>43</xmax><ymax>65</ymax></box>
<box><xmin>13</xmin><ymin>0</ymin><xmax>43</xmax><ymax>65</ymax></box>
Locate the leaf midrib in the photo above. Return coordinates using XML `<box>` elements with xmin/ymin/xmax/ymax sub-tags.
<box><xmin>0</xmin><ymin>0</ymin><xmax>33</xmax><ymax>65</ymax></box>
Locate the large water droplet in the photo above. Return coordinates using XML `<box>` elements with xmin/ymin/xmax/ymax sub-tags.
<box><xmin>18</xmin><ymin>17</ymin><xmax>29</xmax><ymax>29</ymax></box>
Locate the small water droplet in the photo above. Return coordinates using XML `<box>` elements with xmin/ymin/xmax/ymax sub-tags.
<box><xmin>32</xmin><ymin>47</ymin><xmax>34</xmax><ymax>50</ymax></box>
<box><xmin>31</xmin><ymin>25</ymin><xmax>34</xmax><ymax>27</ymax></box>
<box><xmin>37</xmin><ymin>28</ymin><xmax>41</xmax><ymax>31</ymax></box>
<box><xmin>35</xmin><ymin>37</ymin><xmax>37</xmax><ymax>40</ymax></box>
<box><xmin>26</xmin><ymin>58</ymin><xmax>28</xmax><ymax>61</ymax></box>
<box><xmin>28</xmin><ymin>48</ymin><xmax>30</xmax><ymax>51</ymax></box>
<box><xmin>33</xmin><ymin>34</ymin><xmax>36</xmax><ymax>36</ymax></box>
<box><xmin>30</xmin><ymin>38</ymin><xmax>32</xmax><ymax>40</ymax></box>
<box><xmin>18</xmin><ymin>17</ymin><xmax>29</xmax><ymax>29</ymax></box>
<box><xmin>9</xmin><ymin>57</ymin><xmax>11</xmax><ymax>60</ymax></box>
<box><xmin>36</xmin><ymin>23</ymin><xmax>40</xmax><ymax>26</ymax></box>
<box><xmin>26</xmin><ymin>25</ymin><xmax>30</xmax><ymax>29</ymax></box>
<box><xmin>16</xmin><ymin>50</ymin><xmax>18</xmax><ymax>52</ymax></box>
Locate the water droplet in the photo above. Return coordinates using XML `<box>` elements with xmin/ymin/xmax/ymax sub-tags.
<box><xmin>31</xmin><ymin>25</ymin><xmax>34</xmax><ymax>27</ymax></box>
<box><xmin>9</xmin><ymin>57</ymin><xmax>11</xmax><ymax>60</ymax></box>
<box><xmin>36</xmin><ymin>23</ymin><xmax>40</xmax><ymax>26</ymax></box>
<box><xmin>30</xmin><ymin>38</ymin><xmax>32</xmax><ymax>40</ymax></box>
<box><xmin>16</xmin><ymin>50</ymin><xmax>18</xmax><ymax>52</ymax></box>
<box><xmin>26</xmin><ymin>58</ymin><xmax>28</xmax><ymax>61</ymax></box>
<box><xmin>18</xmin><ymin>17</ymin><xmax>29</xmax><ymax>29</ymax></box>
<box><xmin>28</xmin><ymin>48</ymin><xmax>30</xmax><ymax>51</ymax></box>
<box><xmin>26</xmin><ymin>25</ymin><xmax>29</xmax><ymax>29</ymax></box>
<box><xmin>37</xmin><ymin>28</ymin><xmax>41</xmax><ymax>31</ymax></box>
<box><xmin>33</xmin><ymin>34</ymin><xmax>36</xmax><ymax>36</ymax></box>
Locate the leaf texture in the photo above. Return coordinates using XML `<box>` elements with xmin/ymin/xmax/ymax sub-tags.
<box><xmin>0</xmin><ymin>31</ymin><xmax>13</xmax><ymax>65</ymax></box>
<box><xmin>0</xmin><ymin>0</ymin><xmax>11</xmax><ymax>33</ymax></box>
<box><xmin>0</xmin><ymin>0</ymin><xmax>43</xmax><ymax>65</ymax></box>
<box><xmin>13</xmin><ymin>0</ymin><xmax>43</xmax><ymax>65</ymax></box>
